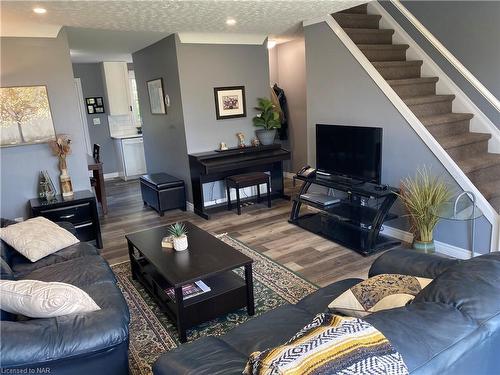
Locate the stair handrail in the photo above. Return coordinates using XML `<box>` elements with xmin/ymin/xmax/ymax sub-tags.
<box><xmin>390</xmin><ymin>0</ymin><xmax>500</xmax><ymax>113</ymax></box>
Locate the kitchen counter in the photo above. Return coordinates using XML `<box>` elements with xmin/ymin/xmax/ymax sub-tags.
<box><xmin>111</xmin><ymin>134</ymin><xmax>143</xmax><ymax>140</ymax></box>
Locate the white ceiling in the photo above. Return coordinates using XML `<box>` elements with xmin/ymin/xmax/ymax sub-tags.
<box><xmin>1</xmin><ymin>0</ymin><xmax>365</xmax><ymax>63</ymax></box>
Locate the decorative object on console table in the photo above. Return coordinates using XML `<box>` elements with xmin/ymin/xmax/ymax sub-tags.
<box><xmin>38</xmin><ymin>170</ymin><xmax>56</xmax><ymax>201</ymax></box>
<box><xmin>252</xmin><ymin>97</ymin><xmax>280</xmax><ymax>145</ymax></box>
<box><xmin>29</xmin><ymin>190</ymin><xmax>103</xmax><ymax>249</ymax></box>
<box><xmin>48</xmin><ymin>134</ymin><xmax>73</xmax><ymax>197</ymax></box>
<box><xmin>236</xmin><ymin>132</ymin><xmax>246</xmax><ymax>148</ymax></box>
<box><xmin>0</xmin><ymin>85</ymin><xmax>56</xmax><ymax>147</ymax></box>
<box><xmin>214</xmin><ymin>86</ymin><xmax>246</xmax><ymax>120</ymax></box>
<box><xmin>398</xmin><ymin>167</ymin><xmax>452</xmax><ymax>253</ymax></box>
<box><xmin>168</xmin><ymin>222</ymin><xmax>188</xmax><ymax>251</ymax></box>
<box><xmin>147</xmin><ymin>78</ymin><xmax>167</xmax><ymax>114</ymax></box>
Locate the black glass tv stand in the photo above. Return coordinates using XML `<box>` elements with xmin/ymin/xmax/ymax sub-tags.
<box><xmin>289</xmin><ymin>174</ymin><xmax>400</xmax><ymax>256</ymax></box>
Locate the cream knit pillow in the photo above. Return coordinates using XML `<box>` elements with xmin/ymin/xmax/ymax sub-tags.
<box><xmin>0</xmin><ymin>217</ymin><xmax>79</xmax><ymax>262</ymax></box>
<box><xmin>0</xmin><ymin>279</ymin><xmax>100</xmax><ymax>318</ymax></box>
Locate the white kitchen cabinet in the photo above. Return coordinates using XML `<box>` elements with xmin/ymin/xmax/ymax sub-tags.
<box><xmin>102</xmin><ymin>62</ymin><xmax>132</xmax><ymax>115</ymax></box>
<box><xmin>113</xmin><ymin>136</ymin><xmax>147</xmax><ymax>180</ymax></box>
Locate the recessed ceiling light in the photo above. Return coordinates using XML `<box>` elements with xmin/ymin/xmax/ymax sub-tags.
<box><xmin>33</xmin><ymin>7</ymin><xmax>47</xmax><ymax>14</ymax></box>
<box><xmin>226</xmin><ymin>18</ymin><xmax>236</xmax><ymax>26</ymax></box>
<box><xmin>267</xmin><ymin>40</ymin><xmax>277</xmax><ymax>49</ymax></box>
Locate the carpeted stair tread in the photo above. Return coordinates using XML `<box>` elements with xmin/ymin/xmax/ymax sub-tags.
<box><xmin>358</xmin><ymin>44</ymin><xmax>409</xmax><ymax>51</ymax></box>
<box><xmin>476</xmin><ymin>180</ymin><xmax>500</xmax><ymax>200</ymax></box>
<box><xmin>403</xmin><ymin>94</ymin><xmax>455</xmax><ymax>106</ymax></box>
<box><xmin>437</xmin><ymin>132</ymin><xmax>491</xmax><ymax>150</ymax></box>
<box><xmin>337</xmin><ymin>4</ymin><xmax>367</xmax><ymax>14</ymax></box>
<box><xmin>387</xmin><ymin>77</ymin><xmax>438</xmax><ymax>86</ymax></box>
<box><xmin>419</xmin><ymin>112</ymin><xmax>474</xmax><ymax>126</ymax></box>
<box><xmin>332</xmin><ymin>13</ymin><xmax>381</xmax><ymax>28</ymax></box>
<box><xmin>344</xmin><ymin>28</ymin><xmax>394</xmax><ymax>35</ymax></box>
<box><xmin>372</xmin><ymin>60</ymin><xmax>423</xmax><ymax>68</ymax></box>
<box><xmin>457</xmin><ymin>154</ymin><xmax>500</xmax><ymax>174</ymax></box>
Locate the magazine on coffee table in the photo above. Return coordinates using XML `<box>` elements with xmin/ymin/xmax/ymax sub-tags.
<box><xmin>166</xmin><ymin>280</ymin><xmax>211</xmax><ymax>301</ymax></box>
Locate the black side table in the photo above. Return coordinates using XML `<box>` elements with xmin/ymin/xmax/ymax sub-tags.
<box><xmin>30</xmin><ymin>190</ymin><xmax>103</xmax><ymax>249</ymax></box>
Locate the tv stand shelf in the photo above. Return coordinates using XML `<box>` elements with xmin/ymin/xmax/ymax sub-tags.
<box><xmin>289</xmin><ymin>175</ymin><xmax>400</xmax><ymax>256</ymax></box>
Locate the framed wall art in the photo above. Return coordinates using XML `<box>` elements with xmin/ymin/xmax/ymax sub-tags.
<box><xmin>147</xmin><ymin>78</ymin><xmax>167</xmax><ymax>114</ymax></box>
<box><xmin>86</xmin><ymin>97</ymin><xmax>105</xmax><ymax>114</ymax></box>
<box><xmin>0</xmin><ymin>85</ymin><xmax>56</xmax><ymax>147</ymax></box>
<box><xmin>213</xmin><ymin>86</ymin><xmax>246</xmax><ymax>120</ymax></box>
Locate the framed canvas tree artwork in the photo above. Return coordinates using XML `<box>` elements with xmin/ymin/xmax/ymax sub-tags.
<box><xmin>0</xmin><ymin>85</ymin><xmax>56</xmax><ymax>147</ymax></box>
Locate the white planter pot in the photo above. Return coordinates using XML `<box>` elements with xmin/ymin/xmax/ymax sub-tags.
<box><xmin>173</xmin><ymin>235</ymin><xmax>188</xmax><ymax>251</ymax></box>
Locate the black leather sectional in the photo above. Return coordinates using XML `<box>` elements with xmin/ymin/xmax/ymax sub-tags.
<box><xmin>0</xmin><ymin>220</ymin><xmax>130</xmax><ymax>374</ymax></box>
<box><xmin>154</xmin><ymin>249</ymin><xmax>500</xmax><ymax>375</ymax></box>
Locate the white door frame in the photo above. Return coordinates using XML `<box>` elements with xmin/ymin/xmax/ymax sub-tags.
<box><xmin>74</xmin><ymin>78</ymin><xmax>92</xmax><ymax>155</ymax></box>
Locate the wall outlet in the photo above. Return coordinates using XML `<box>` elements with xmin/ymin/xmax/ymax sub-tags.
<box><xmin>14</xmin><ymin>217</ymin><xmax>24</xmax><ymax>222</ymax></box>
<box><xmin>93</xmin><ymin>117</ymin><xmax>101</xmax><ymax>125</ymax></box>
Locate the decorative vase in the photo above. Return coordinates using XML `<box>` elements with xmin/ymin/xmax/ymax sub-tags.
<box><xmin>255</xmin><ymin>129</ymin><xmax>277</xmax><ymax>146</ymax></box>
<box><xmin>413</xmin><ymin>240</ymin><xmax>435</xmax><ymax>253</ymax></box>
<box><xmin>173</xmin><ymin>235</ymin><xmax>188</xmax><ymax>251</ymax></box>
<box><xmin>58</xmin><ymin>156</ymin><xmax>73</xmax><ymax>197</ymax></box>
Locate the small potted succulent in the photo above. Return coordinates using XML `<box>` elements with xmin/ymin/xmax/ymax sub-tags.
<box><xmin>252</xmin><ymin>97</ymin><xmax>281</xmax><ymax>145</ymax></box>
<box><xmin>168</xmin><ymin>222</ymin><xmax>188</xmax><ymax>251</ymax></box>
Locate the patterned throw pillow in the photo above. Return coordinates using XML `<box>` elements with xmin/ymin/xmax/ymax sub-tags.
<box><xmin>244</xmin><ymin>313</ymin><xmax>409</xmax><ymax>375</ymax></box>
<box><xmin>328</xmin><ymin>274</ymin><xmax>432</xmax><ymax>317</ymax></box>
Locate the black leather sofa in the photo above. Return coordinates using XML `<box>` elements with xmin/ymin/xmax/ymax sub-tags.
<box><xmin>154</xmin><ymin>249</ymin><xmax>500</xmax><ymax>375</ymax></box>
<box><xmin>0</xmin><ymin>220</ymin><xmax>130</xmax><ymax>374</ymax></box>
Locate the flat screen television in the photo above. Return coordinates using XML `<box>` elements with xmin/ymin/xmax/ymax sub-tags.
<box><xmin>316</xmin><ymin>124</ymin><xmax>382</xmax><ymax>184</ymax></box>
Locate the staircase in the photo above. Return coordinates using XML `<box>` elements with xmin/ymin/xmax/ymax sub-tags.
<box><xmin>334</xmin><ymin>4</ymin><xmax>500</xmax><ymax>213</ymax></box>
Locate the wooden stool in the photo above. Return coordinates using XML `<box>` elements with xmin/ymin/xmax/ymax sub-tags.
<box><xmin>226</xmin><ymin>172</ymin><xmax>271</xmax><ymax>215</ymax></box>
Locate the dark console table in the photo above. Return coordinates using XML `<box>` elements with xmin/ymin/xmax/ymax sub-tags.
<box><xmin>189</xmin><ymin>144</ymin><xmax>291</xmax><ymax>219</ymax></box>
<box><xmin>289</xmin><ymin>175</ymin><xmax>400</xmax><ymax>256</ymax></box>
<box><xmin>30</xmin><ymin>190</ymin><xmax>103</xmax><ymax>249</ymax></box>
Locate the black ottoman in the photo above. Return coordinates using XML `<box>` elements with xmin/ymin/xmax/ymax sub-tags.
<box><xmin>140</xmin><ymin>173</ymin><xmax>186</xmax><ymax>216</ymax></box>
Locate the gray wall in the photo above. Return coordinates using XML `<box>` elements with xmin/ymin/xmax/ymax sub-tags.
<box><xmin>72</xmin><ymin>63</ymin><xmax>118</xmax><ymax>174</ymax></box>
<box><xmin>175</xmin><ymin>41</ymin><xmax>270</xmax><ymax>202</ymax></box>
<box><xmin>132</xmin><ymin>34</ymin><xmax>191</xmax><ymax>198</ymax></box>
<box><xmin>0</xmin><ymin>30</ymin><xmax>91</xmax><ymax>219</ymax></box>
<box><xmin>176</xmin><ymin>42</ymin><xmax>270</xmax><ymax>153</ymax></box>
<box><xmin>381</xmin><ymin>1</ymin><xmax>500</xmax><ymax>126</ymax></box>
<box><xmin>275</xmin><ymin>39</ymin><xmax>308</xmax><ymax>172</ymax></box>
<box><xmin>305</xmin><ymin>22</ymin><xmax>492</xmax><ymax>252</ymax></box>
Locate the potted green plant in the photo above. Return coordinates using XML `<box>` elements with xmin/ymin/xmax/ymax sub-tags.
<box><xmin>398</xmin><ymin>167</ymin><xmax>451</xmax><ymax>252</ymax></box>
<box><xmin>168</xmin><ymin>222</ymin><xmax>188</xmax><ymax>251</ymax></box>
<box><xmin>252</xmin><ymin>97</ymin><xmax>281</xmax><ymax>145</ymax></box>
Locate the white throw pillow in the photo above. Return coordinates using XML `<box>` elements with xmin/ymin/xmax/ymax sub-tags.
<box><xmin>0</xmin><ymin>279</ymin><xmax>100</xmax><ymax>318</ymax></box>
<box><xmin>0</xmin><ymin>217</ymin><xmax>79</xmax><ymax>262</ymax></box>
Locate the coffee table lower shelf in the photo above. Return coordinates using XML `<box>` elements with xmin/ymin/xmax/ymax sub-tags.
<box><xmin>133</xmin><ymin>260</ymin><xmax>248</xmax><ymax>341</ymax></box>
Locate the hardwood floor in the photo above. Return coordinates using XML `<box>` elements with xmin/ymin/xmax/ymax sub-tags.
<box><xmin>99</xmin><ymin>178</ymin><xmax>386</xmax><ymax>287</ymax></box>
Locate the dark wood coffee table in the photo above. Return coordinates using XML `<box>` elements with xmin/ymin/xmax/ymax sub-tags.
<box><xmin>126</xmin><ymin>222</ymin><xmax>254</xmax><ymax>342</ymax></box>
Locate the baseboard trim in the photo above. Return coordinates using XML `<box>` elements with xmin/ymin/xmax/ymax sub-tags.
<box><xmin>103</xmin><ymin>172</ymin><xmax>119</xmax><ymax>180</ymax></box>
<box><xmin>381</xmin><ymin>225</ymin><xmax>472</xmax><ymax>259</ymax></box>
<box><xmin>380</xmin><ymin>225</ymin><xmax>414</xmax><ymax>244</ymax></box>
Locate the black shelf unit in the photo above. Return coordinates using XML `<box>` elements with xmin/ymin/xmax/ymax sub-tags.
<box><xmin>289</xmin><ymin>175</ymin><xmax>400</xmax><ymax>256</ymax></box>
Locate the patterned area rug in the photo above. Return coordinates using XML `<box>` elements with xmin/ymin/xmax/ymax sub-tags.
<box><xmin>111</xmin><ymin>234</ymin><xmax>318</xmax><ymax>375</ymax></box>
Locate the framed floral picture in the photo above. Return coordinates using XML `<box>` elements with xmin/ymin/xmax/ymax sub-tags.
<box><xmin>0</xmin><ymin>85</ymin><xmax>56</xmax><ymax>147</ymax></box>
<box><xmin>213</xmin><ymin>86</ymin><xmax>246</xmax><ymax>120</ymax></box>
